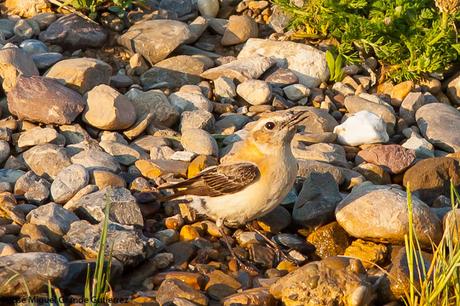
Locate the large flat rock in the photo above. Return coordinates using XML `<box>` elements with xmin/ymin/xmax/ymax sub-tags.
<box><xmin>117</xmin><ymin>20</ymin><xmax>191</xmax><ymax>65</ymax></box>
<box><xmin>238</xmin><ymin>38</ymin><xmax>328</xmax><ymax>87</ymax></box>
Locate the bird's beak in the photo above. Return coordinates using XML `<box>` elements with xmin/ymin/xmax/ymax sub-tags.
<box><xmin>281</xmin><ymin>111</ymin><xmax>309</xmax><ymax>130</ymax></box>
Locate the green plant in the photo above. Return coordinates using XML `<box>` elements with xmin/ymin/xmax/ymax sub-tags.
<box><xmin>84</xmin><ymin>199</ymin><xmax>113</xmax><ymax>306</ymax></box>
<box><xmin>274</xmin><ymin>0</ymin><xmax>460</xmax><ymax>82</ymax></box>
<box><xmin>325</xmin><ymin>49</ymin><xmax>345</xmax><ymax>82</ymax></box>
<box><xmin>404</xmin><ymin>182</ymin><xmax>460</xmax><ymax>306</ymax></box>
<box><xmin>49</xmin><ymin>0</ymin><xmax>138</xmax><ymax>19</ymax></box>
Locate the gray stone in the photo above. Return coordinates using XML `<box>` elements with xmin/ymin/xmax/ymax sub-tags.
<box><xmin>19</xmin><ymin>39</ymin><xmax>48</xmax><ymax>55</ymax></box>
<box><xmin>293</xmin><ymin>172</ymin><xmax>342</xmax><ymax>228</ymax></box>
<box><xmin>14</xmin><ymin>171</ymin><xmax>50</xmax><ymax>204</ymax></box>
<box><xmin>64</xmin><ymin>220</ymin><xmax>157</xmax><ymax>266</ymax></box>
<box><xmin>283</xmin><ymin>84</ymin><xmax>310</xmax><ymax>101</ymax></box>
<box><xmin>23</xmin><ymin>144</ymin><xmax>71</xmax><ymax>180</ymax></box>
<box><xmin>117</xmin><ymin>20</ymin><xmax>191</xmax><ymax>65</ymax></box>
<box><xmin>159</xmin><ymin>0</ymin><xmax>193</xmax><ymax>16</ymax></box>
<box><xmin>180</xmin><ymin>110</ymin><xmax>215</xmax><ymax>132</ymax></box>
<box><xmin>0</xmin><ymin>169</ymin><xmax>25</xmax><ymax>184</ymax></box>
<box><xmin>71</xmin><ymin>186</ymin><xmax>143</xmax><ymax>227</ymax></box>
<box><xmin>336</xmin><ymin>184</ymin><xmax>442</xmax><ymax>246</ymax></box>
<box><xmin>201</xmin><ymin>56</ymin><xmax>274</xmax><ymax>82</ymax></box>
<box><xmin>99</xmin><ymin>141</ymin><xmax>141</xmax><ymax>166</ymax></box>
<box><xmin>32</xmin><ymin>52</ymin><xmax>64</xmax><ymax>70</ymax></box>
<box><xmin>51</xmin><ymin>164</ymin><xmax>89</xmax><ymax>204</ymax></box>
<box><xmin>170</xmin><ymin>91</ymin><xmax>213</xmax><ymax>113</ymax></box>
<box><xmin>125</xmin><ymin>88</ymin><xmax>179</xmax><ymax>128</ymax></box>
<box><xmin>416</xmin><ymin>103</ymin><xmax>460</xmax><ymax>152</ymax></box>
<box><xmin>71</xmin><ymin>148</ymin><xmax>120</xmax><ymax>173</ymax></box>
<box><xmin>141</xmin><ymin>55</ymin><xmax>205</xmax><ymax>89</ymax></box>
<box><xmin>27</xmin><ymin>203</ymin><xmax>79</xmax><ymax>243</ymax></box>
<box><xmin>238</xmin><ymin>38</ymin><xmax>328</xmax><ymax>88</ymax></box>
<box><xmin>39</xmin><ymin>14</ymin><xmax>107</xmax><ymax>50</ymax></box>
<box><xmin>214</xmin><ymin>76</ymin><xmax>236</xmax><ymax>101</ymax></box>
<box><xmin>0</xmin><ymin>252</ymin><xmax>68</xmax><ymax>296</ymax></box>
<box><xmin>293</xmin><ymin>142</ymin><xmax>349</xmax><ymax>168</ymax></box>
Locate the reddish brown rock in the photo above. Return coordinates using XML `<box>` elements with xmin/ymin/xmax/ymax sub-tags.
<box><xmin>356</xmin><ymin>144</ymin><xmax>416</xmax><ymax>174</ymax></box>
<box><xmin>7</xmin><ymin>76</ymin><xmax>85</xmax><ymax>125</ymax></box>
<box><xmin>403</xmin><ymin>157</ymin><xmax>460</xmax><ymax>205</ymax></box>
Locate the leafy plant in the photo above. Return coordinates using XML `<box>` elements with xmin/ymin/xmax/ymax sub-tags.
<box><xmin>325</xmin><ymin>49</ymin><xmax>345</xmax><ymax>82</ymax></box>
<box><xmin>274</xmin><ymin>0</ymin><xmax>460</xmax><ymax>82</ymax></box>
<box><xmin>404</xmin><ymin>182</ymin><xmax>460</xmax><ymax>306</ymax></box>
<box><xmin>84</xmin><ymin>199</ymin><xmax>113</xmax><ymax>306</ymax></box>
<box><xmin>48</xmin><ymin>0</ymin><xmax>137</xmax><ymax>19</ymax></box>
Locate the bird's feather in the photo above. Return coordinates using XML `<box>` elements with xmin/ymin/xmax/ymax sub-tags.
<box><xmin>159</xmin><ymin>163</ymin><xmax>260</xmax><ymax>200</ymax></box>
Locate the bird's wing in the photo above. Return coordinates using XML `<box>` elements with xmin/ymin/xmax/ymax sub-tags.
<box><xmin>159</xmin><ymin>163</ymin><xmax>260</xmax><ymax>199</ymax></box>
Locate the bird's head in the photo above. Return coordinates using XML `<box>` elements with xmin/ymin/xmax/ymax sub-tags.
<box><xmin>247</xmin><ymin>110</ymin><xmax>309</xmax><ymax>153</ymax></box>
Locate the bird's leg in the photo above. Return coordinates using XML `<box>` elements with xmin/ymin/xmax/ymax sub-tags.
<box><xmin>246</xmin><ymin>222</ymin><xmax>300</xmax><ymax>265</ymax></box>
<box><xmin>216</xmin><ymin>220</ymin><xmax>259</xmax><ymax>274</ymax></box>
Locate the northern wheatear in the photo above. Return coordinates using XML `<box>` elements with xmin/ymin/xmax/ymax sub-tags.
<box><xmin>160</xmin><ymin>110</ymin><xmax>307</xmax><ymax>227</ymax></box>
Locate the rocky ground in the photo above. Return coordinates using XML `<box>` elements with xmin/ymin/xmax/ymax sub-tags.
<box><xmin>0</xmin><ymin>0</ymin><xmax>459</xmax><ymax>305</ymax></box>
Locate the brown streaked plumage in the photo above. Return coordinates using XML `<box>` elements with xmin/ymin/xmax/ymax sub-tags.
<box><xmin>159</xmin><ymin>163</ymin><xmax>260</xmax><ymax>200</ymax></box>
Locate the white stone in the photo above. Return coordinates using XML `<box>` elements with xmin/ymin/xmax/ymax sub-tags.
<box><xmin>333</xmin><ymin>111</ymin><xmax>389</xmax><ymax>146</ymax></box>
<box><xmin>181</xmin><ymin>129</ymin><xmax>218</xmax><ymax>156</ymax></box>
<box><xmin>170</xmin><ymin>151</ymin><xmax>197</xmax><ymax>161</ymax></box>
<box><xmin>238</xmin><ymin>38</ymin><xmax>328</xmax><ymax>88</ymax></box>
<box><xmin>236</xmin><ymin>80</ymin><xmax>271</xmax><ymax>105</ymax></box>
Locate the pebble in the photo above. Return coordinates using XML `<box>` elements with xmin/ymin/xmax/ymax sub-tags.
<box><xmin>238</xmin><ymin>38</ymin><xmax>328</xmax><ymax>88</ymax></box>
<box><xmin>336</xmin><ymin>183</ymin><xmax>442</xmax><ymax>246</ymax></box>
<box><xmin>283</xmin><ymin>84</ymin><xmax>310</xmax><ymax>101</ymax></box>
<box><xmin>356</xmin><ymin>144</ymin><xmax>416</xmax><ymax>174</ymax></box>
<box><xmin>7</xmin><ymin>76</ymin><xmax>85</xmax><ymax>125</ymax></box>
<box><xmin>83</xmin><ymin>84</ymin><xmax>136</xmax><ymax>130</ymax></box>
<box><xmin>270</xmin><ymin>257</ymin><xmax>374</xmax><ymax>305</ymax></box>
<box><xmin>416</xmin><ymin>103</ymin><xmax>460</xmax><ymax>152</ymax></box>
<box><xmin>237</xmin><ymin>80</ymin><xmax>271</xmax><ymax>105</ymax></box>
<box><xmin>334</xmin><ymin>111</ymin><xmax>389</xmax><ymax>146</ymax></box>
<box><xmin>39</xmin><ymin>14</ymin><xmax>107</xmax><ymax>49</ymax></box>
<box><xmin>197</xmin><ymin>0</ymin><xmax>220</xmax><ymax>17</ymax></box>
<box><xmin>293</xmin><ymin>172</ymin><xmax>342</xmax><ymax>228</ymax></box>
<box><xmin>222</xmin><ymin>15</ymin><xmax>258</xmax><ymax>46</ymax></box>
<box><xmin>403</xmin><ymin>157</ymin><xmax>460</xmax><ymax>205</ymax></box>
<box><xmin>181</xmin><ymin>129</ymin><xmax>218</xmax><ymax>156</ymax></box>
<box><xmin>51</xmin><ymin>164</ymin><xmax>89</xmax><ymax>204</ymax></box>
<box><xmin>46</xmin><ymin>57</ymin><xmax>112</xmax><ymax>94</ymax></box>
<box><xmin>117</xmin><ymin>20</ymin><xmax>191</xmax><ymax>65</ymax></box>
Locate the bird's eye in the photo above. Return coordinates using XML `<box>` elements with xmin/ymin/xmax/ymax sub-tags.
<box><xmin>265</xmin><ymin>122</ymin><xmax>275</xmax><ymax>130</ymax></box>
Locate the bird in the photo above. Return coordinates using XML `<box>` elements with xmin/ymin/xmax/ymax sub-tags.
<box><xmin>159</xmin><ymin>110</ymin><xmax>308</xmax><ymax>268</ymax></box>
